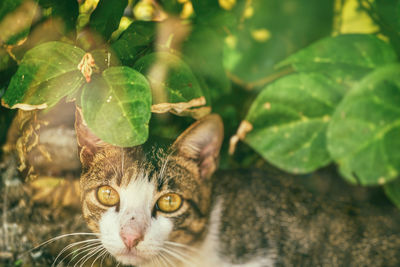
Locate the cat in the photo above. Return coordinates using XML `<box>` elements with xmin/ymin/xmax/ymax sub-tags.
<box><xmin>75</xmin><ymin>109</ymin><xmax>400</xmax><ymax>267</ymax></box>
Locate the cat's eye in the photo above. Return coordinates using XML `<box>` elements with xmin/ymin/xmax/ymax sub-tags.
<box><xmin>97</xmin><ymin>185</ymin><xmax>119</xmax><ymax>206</ymax></box>
<box><xmin>156</xmin><ymin>193</ymin><xmax>182</xmax><ymax>213</ymax></box>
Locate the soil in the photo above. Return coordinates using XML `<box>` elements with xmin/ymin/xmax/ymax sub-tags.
<box><xmin>0</xmin><ymin>156</ymin><xmax>117</xmax><ymax>267</ymax></box>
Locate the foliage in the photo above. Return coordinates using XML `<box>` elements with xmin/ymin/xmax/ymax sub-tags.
<box><xmin>1</xmin><ymin>0</ymin><xmax>400</xmax><ymax>207</ymax></box>
<box><xmin>81</xmin><ymin>67</ymin><xmax>152</xmax><ymax>146</ymax></box>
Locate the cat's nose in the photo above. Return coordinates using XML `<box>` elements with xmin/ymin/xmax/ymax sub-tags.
<box><xmin>120</xmin><ymin>231</ymin><xmax>143</xmax><ymax>249</ymax></box>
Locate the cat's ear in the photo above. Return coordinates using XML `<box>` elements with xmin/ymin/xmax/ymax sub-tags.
<box><xmin>172</xmin><ymin>114</ymin><xmax>224</xmax><ymax>179</ymax></box>
<box><xmin>75</xmin><ymin>107</ymin><xmax>112</xmax><ymax>168</ymax></box>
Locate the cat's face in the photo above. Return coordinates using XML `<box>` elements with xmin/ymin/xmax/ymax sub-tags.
<box><xmin>76</xmin><ymin>110</ymin><xmax>223</xmax><ymax>266</ymax></box>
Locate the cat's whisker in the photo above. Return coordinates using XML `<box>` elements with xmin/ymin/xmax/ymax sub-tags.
<box><xmin>67</xmin><ymin>243</ymin><xmax>103</xmax><ymax>267</ymax></box>
<box><xmin>51</xmin><ymin>239</ymin><xmax>99</xmax><ymax>267</ymax></box>
<box><xmin>149</xmin><ymin>254</ymin><xmax>157</xmax><ymax>267</ymax></box>
<box><xmin>81</xmin><ymin>245</ymin><xmax>105</xmax><ymax>267</ymax></box>
<box><xmin>159</xmin><ymin>153</ymin><xmax>170</xmax><ymax>180</ymax></box>
<box><xmin>146</xmin><ymin>242</ymin><xmax>197</xmax><ymax>266</ymax></box>
<box><xmin>160</xmin><ymin>247</ymin><xmax>194</xmax><ymax>266</ymax></box>
<box><xmin>163</xmin><ymin>242</ymin><xmax>199</xmax><ymax>261</ymax></box>
<box><xmin>90</xmin><ymin>248</ymin><xmax>107</xmax><ymax>267</ymax></box>
<box><xmin>70</xmin><ymin>244</ymin><xmax>103</xmax><ymax>267</ymax></box>
<box><xmin>19</xmin><ymin>232</ymin><xmax>101</xmax><ymax>257</ymax></box>
<box><xmin>156</xmin><ymin>255</ymin><xmax>167</xmax><ymax>267</ymax></box>
<box><xmin>120</xmin><ymin>147</ymin><xmax>125</xmax><ymax>177</ymax></box>
<box><xmin>51</xmin><ymin>239</ymin><xmax>98</xmax><ymax>267</ymax></box>
<box><xmin>99</xmin><ymin>250</ymin><xmax>109</xmax><ymax>267</ymax></box>
<box><xmin>158</xmin><ymin>252</ymin><xmax>175</xmax><ymax>267</ymax></box>
<box><xmin>105</xmin><ymin>155</ymin><xmax>120</xmax><ymax>179</ymax></box>
<box><xmin>55</xmin><ymin>240</ymin><xmax>102</xmax><ymax>267</ymax></box>
<box><xmin>164</xmin><ymin>240</ymin><xmax>199</xmax><ymax>253</ymax></box>
<box><xmin>171</xmin><ymin>246</ymin><xmax>198</xmax><ymax>265</ymax></box>
<box><xmin>75</xmin><ymin>245</ymin><xmax>104</xmax><ymax>267</ymax></box>
<box><xmin>156</xmin><ymin>253</ymin><xmax>170</xmax><ymax>267</ymax></box>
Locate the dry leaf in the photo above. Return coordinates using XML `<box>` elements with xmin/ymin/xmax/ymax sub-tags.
<box><xmin>229</xmin><ymin>120</ymin><xmax>253</xmax><ymax>155</ymax></box>
<box><xmin>77</xmin><ymin>52</ymin><xmax>96</xmax><ymax>83</ymax></box>
<box><xmin>29</xmin><ymin>176</ymin><xmax>80</xmax><ymax>208</ymax></box>
<box><xmin>172</xmin><ymin>106</ymin><xmax>211</xmax><ymax>119</ymax></box>
<box><xmin>1</xmin><ymin>99</ymin><xmax>48</xmax><ymax>110</ymax></box>
<box><xmin>151</xmin><ymin>96</ymin><xmax>210</xmax><ymax>118</ymax></box>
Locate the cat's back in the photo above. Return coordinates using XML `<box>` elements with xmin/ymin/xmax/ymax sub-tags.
<box><xmin>207</xmin><ymin>169</ymin><xmax>400</xmax><ymax>267</ymax></box>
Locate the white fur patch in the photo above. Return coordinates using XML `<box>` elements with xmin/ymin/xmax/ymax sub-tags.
<box><xmin>99</xmin><ymin>174</ymin><xmax>173</xmax><ymax>266</ymax></box>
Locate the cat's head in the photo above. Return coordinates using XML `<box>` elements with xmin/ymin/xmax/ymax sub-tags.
<box><xmin>75</xmin><ymin>109</ymin><xmax>223</xmax><ymax>266</ymax></box>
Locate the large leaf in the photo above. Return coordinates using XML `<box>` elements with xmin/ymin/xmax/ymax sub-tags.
<box><xmin>111</xmin><ymin>21</ymin><xmax>156</xmax><ymax>66</ymax></box>
<box><xmin>327</xmin><ymin>64</ymin><xmax>400</xmax><ymax>185</ymax></box>
<box><xmin>81</xmin><ymin>66</ymin><xmax>152</xmax><ymax>147</ymax></box>
<box><xmin>89</xmin><ymin>0</ymin><xmax>128</xmax><ymax>41</ymax></box>
<box><xmin>133</xmin><ymin>52</ymin><xmax>204</xmax><ymax>104</ymax></box>
<box><xmin>279</xmin><ymin>34</ymin><xmax>397</xmax><ymax>71</ymax></box>
<box><xmin>224</xmin><ymin>0</ymin><xmax>334</xmax><ymax>85</ymax></box>
<box><xmin>244</xmin><ymin>73</ymin><xmax>343</xmax><ymax>173</ymax></box>
<box><xmin>2</xmin><ymin>42</ymin><xmax>86</xmax><ymax>109</ymax></box>
<box><xmin>278</xmin><ymin>34</ymin><xmax>397</xmax><ymax>88</ymax></box>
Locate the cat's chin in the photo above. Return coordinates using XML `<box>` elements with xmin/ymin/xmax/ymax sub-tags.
<box><xmin>114</xmin><ymin>252</ymin><xmax>148</xmax><ymax>266</ymax></box>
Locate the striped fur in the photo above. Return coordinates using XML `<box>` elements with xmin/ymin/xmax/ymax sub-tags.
<box><xmin>78</xmin><ymin>114</ymin><xmax>223</xmax><ymax>266</ymax></box>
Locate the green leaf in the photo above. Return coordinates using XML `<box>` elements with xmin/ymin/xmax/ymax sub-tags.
<box><xmin>384</xmin><ymin>179</ymin><xmax>400</xmax><ymax>209</ymax></box>
<box><xmin>2</xmin><ymin>41</ymin><xmax>86</xmax><ymax>109</ymax></box>
<box><xmin>278</xmin><ymin>34</ymin><xmax>397</xmax><ymax>88</ymax></box>
<box><xmin>279</xmin><ymin>34</ymin><xmax>397</xmax><ymax>71</ymax></box>
<box><xmin>89</xmin><ymin>0</ymin><xmax>128</xmax><ymax>41</ymax></box>
<box><xmin>244</xmin><ymin>73</ymin><xmax>344</xmax><ymax>173</ymax></box>
<box><xmin>327</xmin><ymin>64</ymin><xmax>400</xmax><ymax>185</ymax></box>
<box><xmin>38</xmin><ymin>0</ymin><xmax>79</xmax><ymax>33</ymax></box>
<box><xmin>81</xmin><ymin>66</ymin><xmax>152</xmax><ymax>147</ymax></box>
<box><xmin>111</xmin><ymin>21</ymin><xmax>156</xmax><ymax>66</ymax></box>
<box><xmin>133</xmin><ymin>52</ymin><xmax>204</xmax><ymax>104</ymax></box>
<box><xmin>224</xmin><ymin>0</ymin><xmax>334</xmax><ymax>85</ymax></box>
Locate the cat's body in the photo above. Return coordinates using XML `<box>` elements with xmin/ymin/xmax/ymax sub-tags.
<box><xmin>207</xmin><ymin>169</ymin><xmax>400</xmax><ymax>266</ymax></box>
<box><xmin>75</xmin><ymin>111</ymin><xmax>400</xmax><ymax>267</ymax></box>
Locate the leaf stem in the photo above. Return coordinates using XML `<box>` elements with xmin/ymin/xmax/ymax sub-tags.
<box><xmin>227</xmin><ymin>66</ymin><xmax>294</xmax><ymax>90</ymax></box>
